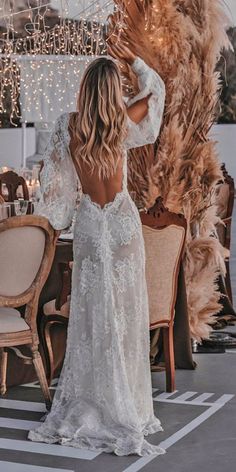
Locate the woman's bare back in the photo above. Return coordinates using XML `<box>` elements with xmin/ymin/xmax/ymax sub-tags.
<box><xmin>69</xmin><ymin>128</ymin><xmax>124</xmax><ymax>209</ymax></box>
<box><xmin>68</xmin><ymin>94</ymin><xmax>151</xmax><ymax>208</ymax></box>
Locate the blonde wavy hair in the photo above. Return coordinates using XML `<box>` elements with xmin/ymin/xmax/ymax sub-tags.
<box><xmin>69</xmin><ymin>58</ymin><xmax>127</xmax><ymax>180</ymax></box>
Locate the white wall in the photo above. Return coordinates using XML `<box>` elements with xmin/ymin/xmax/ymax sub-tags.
<box><xmin>0</xmin><ymin>127</ymin><xmax>36</xmax><ymax>169</ymax></box>
<box><xmin>0</xmin><ymin>124</ymin><xmax>235</xmax><ymax>181</ymax></box>
<box><xmin>211</xmin><ymin>124</ymin><xmax>236</xmax><ymax>180</ymax></box>
<box><xmin>224</xmin><ymin>0</ymin><xmax>236</xmax><ymax>25</ymax></box>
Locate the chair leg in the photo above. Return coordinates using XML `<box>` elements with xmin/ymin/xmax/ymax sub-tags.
<box><xmin>163</xmin><ymin>325</ymin><xmax>176</xmax><ymax>393</ymax></box>
<box><xmin>225</xmin><ymin>259</ymin><xmax>233</xmax><ymax>304</ymax></box>
<box><xmin>44</xmin><ymin>322</ymin><xmax>56</xmax><ymax>387</ymax></box>
<box><xmin>40</xmin><ymin>317</ymin><xmax>55</xmax><ymax>387</ymax></box>
<box><xmin>31</xmin><ymin>347</ymin><xmax>52</xmax><ymax>411</ymax></box>
<box><xmin>0</xmin><ymin>348</ymin><xmax>8</xmax><ymax>395</ymax></box>
<box><xmin>150</xmin><ymin>328</ymin><xmax>161</xmax><ymax>365</ymax></box>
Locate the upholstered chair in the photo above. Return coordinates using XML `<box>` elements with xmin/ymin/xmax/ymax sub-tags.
<box><xmin>41</xmin><ymin>296</ymin><xmax>71</xmax><ymax>387</ymax></box>
<box><xmin>0</xmin><ymin>171</ymin><xmax>29</xmax><ymax>202</ymax></box>
<box><xmin>0</xmin><ymin>215</ymin><xmax>57</xmax><ymax>410</ymax></box>
<box><xmin>215</xmin><ymin>164</ymin><xmax>235</xmax><ymax>302</ymax></box>
<box><xmin>40</xmin><ymin>261</ymin><xmax>72</xmax><ymax>386</ymax></box>
<box><xmin>140</xmin><ymin>198</ymin><xmax>187</xmax><ymax>392</ymax></box>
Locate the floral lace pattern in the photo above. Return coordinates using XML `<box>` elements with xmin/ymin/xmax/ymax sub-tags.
<box><xmin>29</xmin><ymin>58</ymin><xmax>166</xmax><ymax>456</ymax></box>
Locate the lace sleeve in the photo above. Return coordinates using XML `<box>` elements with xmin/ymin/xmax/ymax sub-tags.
<box><xmin>124</xmin><ymin>57</ymin><xmax>166</xmax><ymax>150</ymax></box>
<box><xmin>35</xmin><ymin>113</ymin><xmax>78</xmax><ymax>230</ymax></box>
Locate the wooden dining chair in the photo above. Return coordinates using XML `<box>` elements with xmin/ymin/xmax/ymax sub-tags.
<box><xmin>0</xmin><ymin>215</ymin><xmax>57</xmax><ymax>410</ymax></box>
<box><xmin>215</xmin><ymin>164</ymin><xmax>235</xmax><ymax>302</ymax></box>
<box><xmin>0</xmin><ymin>170</ymin><xmax>29</xmax><ymax>202</ymax></box>
<box><xmin>140</xmin><ymin>197</ymin><xmax>187</xmax><ymax>392</ymax></box>
<box><xmin>40</xmin><ymin>262</ymin><xmax>72</xmax><ymax>386</ymax></box>
<box><xmin>0</xmin><ymin>195</ymin><xmax>4</xmax><ymax>204</ymax></box>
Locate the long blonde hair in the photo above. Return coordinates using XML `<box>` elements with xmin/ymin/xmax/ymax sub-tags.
<box><xmin>69</xmin><ymin>58</ymin><xmax>127</xmax><ymax>180</ymax></box>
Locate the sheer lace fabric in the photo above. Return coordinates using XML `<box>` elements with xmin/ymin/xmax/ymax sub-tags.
<box><xmin>29</xmin><ymin>58</ymin><xmax>166</xmax><ymax>456</ymax></box>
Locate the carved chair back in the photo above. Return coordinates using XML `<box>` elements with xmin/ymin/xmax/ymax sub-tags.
<box><xmin>0</xmin><ymin>215</ymin><xmax>57</xmax><ymax>408</ymax></box>
<box><xmin>0</xmin><ymin>216</ymin><xmax>57</xmax><ymax>332</ymax></box>
<box><xmin>140</xmin><ymin>197</ymin><xmax>187</xmax><ymax>329</ymax></box>
<box><xmin>215</xmin><ymin>164</ymin><xmax>235</xmax><ymax>302</ymax></box>
<box><xmin>215</xmin><ymin>163</ymin><xmax>235</xmax><ymax>251</ymax></box>
<box><xmin>0</xmin><ymin>171</ymin><xmax>29</xmax><ymax>202</ymax></box>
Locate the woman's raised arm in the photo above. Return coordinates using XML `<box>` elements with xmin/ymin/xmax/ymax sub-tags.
<box><xmin>108</xmin><ymin>42</ymin><xmax>166</xmax><ymax>150</ymax></box>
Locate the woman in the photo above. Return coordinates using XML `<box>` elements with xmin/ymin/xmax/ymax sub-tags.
<box><xmin>28</xmin><ymin>43</ymin><xmax>166</xmax><ymax>456</ymax></box>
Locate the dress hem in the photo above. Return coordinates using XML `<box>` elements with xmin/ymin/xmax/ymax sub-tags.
<box><xmin>28</xmin><ymin>421</ymin><xmax>165</xmax><ymax>457</ymax></box>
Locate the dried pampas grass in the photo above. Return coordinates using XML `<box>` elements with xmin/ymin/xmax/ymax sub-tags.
<box><xmin>109</xmin><ymin>0</ymin><xmax>231</xmax><ymax>339</ymax></box>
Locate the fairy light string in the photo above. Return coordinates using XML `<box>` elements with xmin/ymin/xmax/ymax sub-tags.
<box><xmin>0</xmin><ymin>0</ymin><xmax>121</xmax><ymax>125</ymax></box>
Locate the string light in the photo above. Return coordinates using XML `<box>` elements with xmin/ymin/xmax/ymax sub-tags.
<box><xmin>0</xmin><ymin>0</ymin><xmax>124</xmax><ymax>126</ymax></box>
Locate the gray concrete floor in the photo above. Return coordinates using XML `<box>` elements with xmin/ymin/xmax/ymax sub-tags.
<box><xmin>0</xmin><ymin>204</ymin><xmax>236</xmax><ymax>471</ymax></box>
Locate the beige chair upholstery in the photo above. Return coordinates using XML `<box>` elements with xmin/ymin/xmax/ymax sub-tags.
<box><xmin>0</xmin><ymin>307</ymin><xmax>30</xmax><ymax>333</ymax></box>
<box><xmin>0</xmin><ymin>215</ymin><xmax>57</xmax><ymax>409</ymax></box>
<box><xmin>143</xmin><ymin>225</ymin><xmax>185</xmax><ymax>329</ymax></box>
<box><xmin>141</xmin><ymin>198</ymin><xmax>187</xmax><ymax>392</ymax></box>
<box><xmin>0</xmin><ymin>227</ymin><xmax>45</xmax><ymax>297</ymax></box>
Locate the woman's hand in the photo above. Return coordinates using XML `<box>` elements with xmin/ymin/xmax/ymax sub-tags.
<box><xmin>107</xmin><ymin>41</ymin><xmax>136</xmax><ymax>66</ymax></box>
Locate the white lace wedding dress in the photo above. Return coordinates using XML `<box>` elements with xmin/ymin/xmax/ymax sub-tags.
<box><xmin>28</xmin><ymin>57</ymin><xmax>166</xmax><ymax>456</ymax></box>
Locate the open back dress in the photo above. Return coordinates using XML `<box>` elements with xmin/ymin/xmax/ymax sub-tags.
<box><xmin>28</xmin><ymin>57</ymin><xmax>166</xmax><ymax>456</ymax></box>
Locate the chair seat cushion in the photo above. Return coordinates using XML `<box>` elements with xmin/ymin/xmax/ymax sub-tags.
<box><xmin>0</xmin><ymin>307</ymin><xmax>30</xmax><ymax>333</ymax></box>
